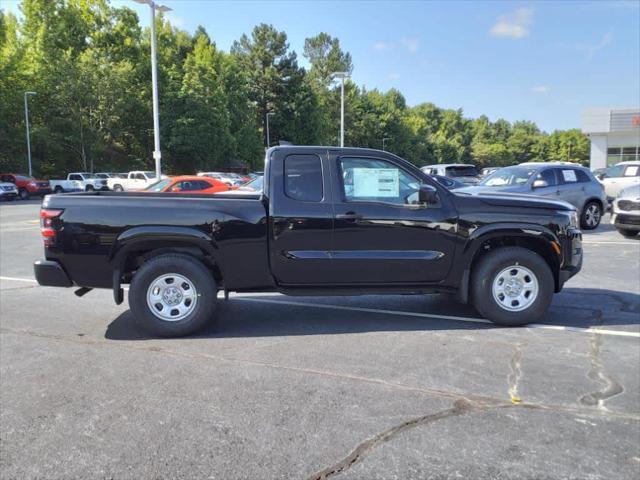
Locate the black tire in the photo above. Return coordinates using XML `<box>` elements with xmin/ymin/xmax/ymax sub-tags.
<box><xmin>617</xmin><ymin>228</ymin><xmax>639</xmax><ymax>238</ymax></box>
<box><xmin>471</xmin><ymin>247</ymin><xmax>554</xmax><ymax>326</ymax></box>
<box><xmin>54</xmin><ymin>186</ymin><xmax>64</xmax><ymax>194</ymax></box>
<box><xmin>18</xmin><ymin>188</ymin><xmax>29</xmax><ymax>200</ymax></box>
<box><xmin>113</xmin><ymin>184</ymin><xmax>124</xmax><ymax>192</ymax></box>
<box><xmin>128</xmin><ymin>254</ymin><xmax>217</xmax><ymax>337</ymax></box>
<box><xmin>85</xmin><ymin>185</ymin><xmax>95</xmax><ymax>192</ymax></box>
<box><xmin>580</xmin><ymin>201</ymin><xmax>602</xmax><ymax>230</ymax></box>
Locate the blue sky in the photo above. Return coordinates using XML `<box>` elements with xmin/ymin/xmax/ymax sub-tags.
<box><xmin>4</xmin><ymin>0</ymin><xmax>640</xmax><ymax>132</ymax></box>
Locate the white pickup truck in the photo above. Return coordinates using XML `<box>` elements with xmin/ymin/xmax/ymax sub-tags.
<box><xmin>50</xmin><ymin>173</ymin><xmax>109</xmax><ymax>193</ymax></box>
<box><xmin>106</xmin><ymin>171</ymin><xmax>165</xmax><ymax>191</ymax></box>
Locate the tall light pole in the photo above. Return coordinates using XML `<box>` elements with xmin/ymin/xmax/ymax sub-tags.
<box><xmin>331</xmin><ymin>72</ymin><xmax>350</xmax><ymax>147</ymax></box>
<box><xmin>266</xmin><ymin>112</ymin><xmax>275</xmax><ymax>148</ymax></box>
<box><xmin>382</xmin><ymin>137</ymin><xmax>391</xmax><ymax>151</ymax></box>
<box><xmin>24</xmin><ymin>91</ymin><xmax>36</xmax><ymax>177</ymax></box>
<box><xmin>134</xmin><ymin>0</ymin><xmax>172</xmax><ymax>179</ymax></box>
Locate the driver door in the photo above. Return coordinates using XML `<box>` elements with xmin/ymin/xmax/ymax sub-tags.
<box><xmin>329</xmin><ymin>153</ymin><xmax>457</xmax><ymax>284</ymax></box>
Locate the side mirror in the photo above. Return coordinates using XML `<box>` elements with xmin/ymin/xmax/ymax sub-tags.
<box><xmin>532</xmin><ymin>179</ymin><xmax>548</xmax><ymax>189</ymax></box>
<box><xmin>418</xmin><ymin>184</ymin><xmax>439</xmax><ymax>205</ymax></box>
<box><xmin>597</xmin><ymin>174</ymin><xmax>605</xmax><ymax>180</ymax></box>
<box><xmin>170</xmin><ymin>185</ymin><xmax>182</xmax><ymax>192</ymax></box>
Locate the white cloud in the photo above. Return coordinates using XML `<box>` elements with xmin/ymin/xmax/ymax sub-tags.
<box><xmin>401</xmin><ymin>37</ymin><xmax>419</xmax><ymax>53</ymax></box>
<box><xmin>166</xmin><ymin>14</ymin><xmax>185</xmax><ymax>27</ymax></box>
<box><xmin>532</xmin><ymin>85</ymin><xmax>549</xmax><ymax>93</ymax></box>
<box><xmin>577</xmin><ymin>32</ymin><xmax>613</xmax><ymax>58</ymax></box>
<box><xmin>490</xmin><ymin>8</ymin><xmax>534</xmax><ymax>39</ymax></box>
<box><xmin>373</xmin><ymin>42</ymin><xmax>393</xmax><ymax>51</ymax></box>
<box><xmin>388</xmin><ymin>72</ymin><xmax>400</xmax><ymax>80</ymax></box>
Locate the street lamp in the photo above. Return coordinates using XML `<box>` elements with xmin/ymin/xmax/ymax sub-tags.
<box><xmin>24</xmin><ymin>91</ymin><xmax>36</xmax><ymax>177</ymax></box>
<box><xmin>134</xmin><ymin>0</ymin><xmax>172</xmax><ymax>179</ymax></box>
<box><xmin>382</xmin><ymin>137</ymin><xmax>391</xmax><ymax>151</ymax></box>
<box><xmin>331</xmin><ymin>72</ymin><xmax>350</xmax><ymax>147</ymax></box>
<box><xmin>266</xmin><ymin>112</ymin><xmax>275</xmax><ymax>148</ymax></box>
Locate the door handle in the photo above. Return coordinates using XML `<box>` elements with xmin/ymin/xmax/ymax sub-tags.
<box><xmin>336</xmin><ymin>212</ymin><xmax>363</xmax><ymax>221</ymax></box>
<box><xmin>556</xmin><ymin>190</ymin><xmax>561</xmax><ymax>195</ymax></box>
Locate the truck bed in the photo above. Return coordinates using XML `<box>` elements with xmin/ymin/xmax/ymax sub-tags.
<box><xmin>42</xmin><ymin>191</ymin><xmax>271</xmax><ymax>290</ymax></box>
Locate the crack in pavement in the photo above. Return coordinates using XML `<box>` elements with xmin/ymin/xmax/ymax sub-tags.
<box><xmin>1</xmin><ymin>326</ymin><xmax>638</xmax><ymax>422</ymax></box>
<box><xmin>305</xmin><ymin>398</ymin><xmax>489</xmax><ymax>480</ymax></box>
<box><xmin>507</xmin><ymin>343</ymin><xmax>524</xmax><ymax>404</ymax></box>
<box><xmin>579</xmin><ymin>333</ymin><xmax>624</xmax><ymax>409</ymax></box>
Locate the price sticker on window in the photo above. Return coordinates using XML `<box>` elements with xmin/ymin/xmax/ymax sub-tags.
<box><xmin>562</xmin><ymin>170</ymin><xmax>577</xmax><ymax>182</ymax></box>
<box><xmin>353</xmin><ymin>168</ymin><xmax>399</xmax><ymax>197</ymax></box>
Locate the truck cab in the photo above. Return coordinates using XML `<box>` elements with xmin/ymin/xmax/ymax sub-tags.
<box><xmin>107</xmin><ymin>171</ymin><xmax>163</xmax><ymax>191</ymax></box>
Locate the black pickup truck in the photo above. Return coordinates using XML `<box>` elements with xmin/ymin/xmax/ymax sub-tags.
<box><xmin>35</xmin><ymin>147</ymin><xmax>583</xmax><ymax>336</ymax></box>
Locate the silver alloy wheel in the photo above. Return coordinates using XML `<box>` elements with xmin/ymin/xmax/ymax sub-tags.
<box><xmin>492</xmin><ymin>265</ymin><xmax>539</xmax><ymax>312</ymax></box>
<box><xmin>146</xmin><ymin>273</ymin><xmax>198</xmax><ymax>321</ymax></box>
<box><xmin>584</xmin><ymin>204</ymin><xmax>601</xmax><ymax>228</ymax></box>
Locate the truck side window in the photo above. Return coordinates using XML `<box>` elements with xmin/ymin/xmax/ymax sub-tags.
<box><xmin>69</xmin><ymin>174</ymin><xmax>81</xmax><ymax>181</ymax></box>
<box><xmin>284</xmin><ymin>154</ymin><xmax>323</xmax><ymax>202</ymax></box>
<box><xmin>339</xmin><ymin>157</ymin><xmax>421</xmax><ymax>206</ymax></box>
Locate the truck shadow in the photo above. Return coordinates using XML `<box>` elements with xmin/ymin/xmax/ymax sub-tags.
<box><xmin>105</xmin><ymin>288</ymin><xmax>640</xmax><ymax>341</ymax></box>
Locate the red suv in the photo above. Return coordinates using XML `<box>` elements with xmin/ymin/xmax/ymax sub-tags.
<box><xmin>0</xmin><ymin>173</ymin><xmax>51</xmax><ymax>200</ymax></box>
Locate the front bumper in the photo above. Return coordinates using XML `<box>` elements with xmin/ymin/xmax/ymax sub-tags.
<box><xmin>34</xmin><ymin>260</ymin><xmax>73</xmax><ymax>287</ymax></box>
<box><xmin>558</xmin><ymin>228</ymin><xmax>583</xmax><ymax>290</ymax></box>
<box><xmin>611</xmin><ymin>213</ymin><xmax>640</xmax><ymax>231</ymax></box>
<box><xmin>0</xmin><ymin>191</ymin><xmax>17</xmax><ymax>199</ymax></box>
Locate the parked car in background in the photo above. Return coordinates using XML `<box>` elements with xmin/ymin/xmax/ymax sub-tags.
<box><xmin>611</xmin><ymin>184</ymin><xmax>640</xmax><ymax>238</ymax></box>
<box><xmin>0</xmin><ymin>173</ymin><xmax>51</xmax><ymax>199</ymax></box>
<box><xmin>197</xmin><ymin>171</ymin><xmax>245</xmax><ymax>187</ymax></box>
<box><xmin>480</xmin><ymin>167</ymin><xmax>501</xmax><ymax>178</ymax></box>
<box><xmin>106</xmin><ymin>171</ymin><xmax>165</xmax><ymax>191</ymax></box>
<box><xmin>143</xmin><ymin>176</ymin><xmax>231</xmax><ymax>194</ymax></box>
<box><xmin>95</xmin><ymin>172</ymin><xmax>126</xmax><ymax>179</ymax></box>
<box><xmin>458</xmin><ymin>163</ymin><xmax>607</xmax><ymax>230</ymax></box>
<box><xmin>214</xmin><ymin>175</ymin><xmax>264</xmax><ymax>195</ymax></box>
<box><xmin>50</xmin><ymin>172</ymin><xmax>108</xmax><ymax>193</ymax></box>
<box><xmin>421</xmin><ymin>164</ymin><xmax>480</xmax><ymax>185</ymax></box>
<box><xmin>596</xmin><ymin>161</ymin><xmax>640</xmax><ymax>202</ymax></box>
<box><xmin>0</xmin><ymin>181</ymin><xmax>18</xmax><ymax>201</ymax></box>
<box><xmin>429</xmin><ymin>175</ymin><xmax>466</xmax><ymax>190</ymax></box>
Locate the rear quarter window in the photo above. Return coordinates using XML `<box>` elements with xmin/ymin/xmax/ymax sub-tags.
<box><xmin>284</xmin><ymin>154</ymin><xmax>323</xmax><ymax>202</ymax></box>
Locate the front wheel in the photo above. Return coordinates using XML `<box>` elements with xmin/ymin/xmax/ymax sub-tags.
<box><xmin>18</xmin><ymin>188</ymin><xmax>29</xmax><ymax>200</ymax></box>
<box><xmin>113</xmin><ymin>184</ymin><xmax>124</xmax><ymax>192</ymax></box>
<box><xmin>471</xmin><ymin>247</ymin><xmax>554</xmax><ymax>326</ymax></box>
<box><xmin>580</xmin><ymin>201</ymin><xmax>602</xmax><ymax>230</ymax></box>
<box><xmin>128</xmin><ymin>254</ymin><xmax>217</xmax><ymax>337</ymax></box>
<box><xmin>85</xmin><ymin>185</ymin><xmax>95</xmax><ymax>192</ymax></box>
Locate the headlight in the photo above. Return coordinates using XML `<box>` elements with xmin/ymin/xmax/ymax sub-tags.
<box><xmin>569</xmin><ymin>211</ymin><xmax>578</xmax><ymax>228</ymax></box>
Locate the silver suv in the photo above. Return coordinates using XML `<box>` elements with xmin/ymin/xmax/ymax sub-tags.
<box><xmin>459</xmin><ymin>163</ymin><xmax>607</xmax><ymax>229</ymax></box>
<box><xmin>611</xmin><ymin>184</ymin><xmax>640</xmax><ymax>238</ymax></box>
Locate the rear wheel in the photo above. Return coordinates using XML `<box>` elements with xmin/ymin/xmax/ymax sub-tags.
<box><xmin>580</xmin><ymin>201</ymin><xmax>602</xmax><ymax>230</ymax></box>
<box><xmin>471</xmin><ymin>247</ymin><xmax>554</xmax><ymax>326</ymax></box>
<box><xmin>129</xmin><ymin>254</ymin><xmax>216</xmax><ymax>337</ymax></box>
<box><xmin>53</xmin><ymin>186</ymin><xmax>64</xmax><ymax>194</ymax></box>
<box><xmin>617</xmin><ymin>228</ymin><xmax>638</xmax><ymax>238</ymax></box>
<box><xmin>18</xmin><ymin>188</ymin><xmax>29</xmax><ymax>200</ymax></box>
<box><xmin>85</xmin><ymin>185</ymin><xmax>95</xmax><ymax>192</ymax></box>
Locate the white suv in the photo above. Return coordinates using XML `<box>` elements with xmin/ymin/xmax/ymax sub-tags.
<box><xmin>597</xmin><ymin>161</ymin><xmax>640</xmax><ymax>201</ymax></box>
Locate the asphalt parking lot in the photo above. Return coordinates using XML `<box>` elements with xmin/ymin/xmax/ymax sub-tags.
<box><xmin>1</xmin><ymin>199</ymin><xmax>639</xmax><ymax>479</ymax></box>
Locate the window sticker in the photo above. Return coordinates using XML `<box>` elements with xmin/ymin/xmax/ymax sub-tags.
<box><xmin>624</xmin><ymin>166</ymin><xmax>638</xmax><ymax>176</ymax></box>
<box><xmin>352</xmin><ymin>168</ymin><xmax>399</xmax><ymax>197</ymax></box>
<box><xmin>562</xmin><ymin>170</ymin><xmax>577</xmax><ymax>182</ymax></box>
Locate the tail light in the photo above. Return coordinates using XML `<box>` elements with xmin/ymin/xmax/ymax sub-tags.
<box><xmin>40</xmin><ymin>209</ymin><xmax>63</xmax><ymax>246</ymax></box>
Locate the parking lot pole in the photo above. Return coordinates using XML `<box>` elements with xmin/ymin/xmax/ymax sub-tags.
<box><xmin>24</xmin><ymin>91</ymin><xmax>36</xmax><ymax>177</ymax></box>
<box><xmin>135</xmin><ymin>0</ymin><xmax>171</xmax><ymax>179</ymax></box>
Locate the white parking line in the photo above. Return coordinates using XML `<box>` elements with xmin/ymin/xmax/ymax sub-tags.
<box><xmin>1</xmin><ymin>275</ymin><xmax>638</xmax><ymax>338</ymax></box>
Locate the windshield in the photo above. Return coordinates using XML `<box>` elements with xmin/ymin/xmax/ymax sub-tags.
<box><xmin>145</xmin><ymin>179</ymin><xmax>171</xmax><ymax>192</ymax></box>
<box><xmin>240</xmin><ymin>176</ymin><xmax>264</xmax><ymax>191</ymax></box>
<box><xmin>446</xmin><ymin>166</ymin><xmax>478</xmax><ymax>178</ymax></box>
<box><xmin>143</xmin><ymin>171</ymin><xmax>156</xmax><ymax>178</ymax></box>
<box><xmin>481</xmin><ymin>166</ymin><xmax>537</xmax><ymax>187</ymax></box>
<box><xmin>15</xmin><ymin>175</ymin><xmax>35</xmax><ymax>181</ymax></box>
<box><xmin>81</xmin><ymin>173</ymin><xmax>97</xmax><ymax>179</ymax></box>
